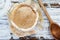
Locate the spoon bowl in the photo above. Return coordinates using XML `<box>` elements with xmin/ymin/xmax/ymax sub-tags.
<box><xmin>50</xmin><ymin>23</ymin><xmax>60</xmax><ymax>39</ymax></box>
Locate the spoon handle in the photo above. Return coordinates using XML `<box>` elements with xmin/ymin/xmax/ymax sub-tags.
<box><xmin>38</xmin><ymin>0</ymin><xmax>53</xmax><ymax>23</ymax></box>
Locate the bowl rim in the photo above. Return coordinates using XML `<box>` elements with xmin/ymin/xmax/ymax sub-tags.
<box><xmin>8</xmin><ymin>3</ymin><xmax>39</xmax><ymax>32</ymax></box>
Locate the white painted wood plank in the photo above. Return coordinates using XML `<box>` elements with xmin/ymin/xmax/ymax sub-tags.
<box><xmin>0</xmin><ymin>0</ymin><xmax>60</xmax><ymax>39</ymax></box>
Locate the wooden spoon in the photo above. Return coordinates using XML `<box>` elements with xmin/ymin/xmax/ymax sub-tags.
<box><xmin>38</xmin><ymin>0</ymin><xmax>60</xmax><ymax>40</ymax></box>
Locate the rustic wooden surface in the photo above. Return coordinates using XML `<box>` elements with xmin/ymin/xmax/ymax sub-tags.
<box><xmin>0</xmin><ymin>0</ymin><xmax>60</xmax><ymax>40</ymax></box>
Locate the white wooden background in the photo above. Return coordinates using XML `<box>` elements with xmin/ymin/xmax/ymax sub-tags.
<box><xmin>0</xmin><ymin>0</ymin><xmax>60</xmax><ymax>40</ymax></box>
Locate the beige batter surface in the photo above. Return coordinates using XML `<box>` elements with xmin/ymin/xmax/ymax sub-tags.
<box><xmin>11</xmin><ymin>5</ymin><xmax>36</xmax><ymax>29</ymax></box>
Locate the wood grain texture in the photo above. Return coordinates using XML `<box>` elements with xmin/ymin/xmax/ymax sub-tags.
<box><xmin>0</xmin><ymin>0</ymin><xmax>60</xmax><ymax>39</ymax></box>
